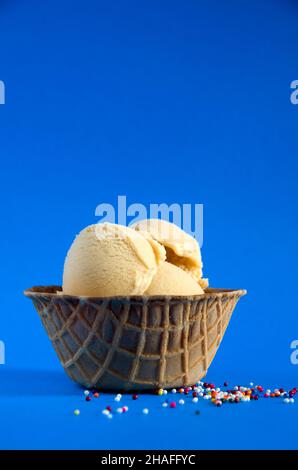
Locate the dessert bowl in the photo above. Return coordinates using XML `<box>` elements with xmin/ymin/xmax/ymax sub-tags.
<box><xmin>24</xmin><ymin>286</ymin><xmax>246</xmax><ymax>391</ymax></box>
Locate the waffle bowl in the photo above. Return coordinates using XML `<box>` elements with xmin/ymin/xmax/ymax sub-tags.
<box><xmin>24</xmin><ymin>286</ymin><xmax>246</xmax><ymax>391</ymax></box>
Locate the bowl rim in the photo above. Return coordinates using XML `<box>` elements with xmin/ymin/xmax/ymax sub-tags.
<box><xmin>24</xmin><ymin>285</ymin><xmax>247</xmax><ymax>301</ymax></box>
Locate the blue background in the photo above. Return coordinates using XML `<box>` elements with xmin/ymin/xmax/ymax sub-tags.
<box><xmin>0</xmin><ymin>0</ymin><xmax>298</xmax><ymax>449</ymax></box>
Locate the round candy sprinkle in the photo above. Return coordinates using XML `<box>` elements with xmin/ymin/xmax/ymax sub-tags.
<box><xmin>178</xmin><ymin>399</ymin><xmax>185</xmax><ymax>405</ymax></box>
<box><xmin>162</xmin><ymin>402</ymin><xmax>168</xmax><ymax>407</ymax></box>
<box><xmin>93</xmin><ymin>392</ymin><xmax>99</xmax><ymax>398</ymax></box>
<box><xmin>170</xmin><ymin>401</ymin><xmax>177</xmax><ymax>408</ymax></box>
<box><xmin>122</xmin><ymin>406</ymin><xmax>128</xmax><ymax>412</ymax></box>
<box><xmin>85</xmin><ymin>396</ymin><xmax>91</xmax><ymax>402</ymax></box>
<box><xmin>192</xmin><ymin>397</ymin><xmax>199</xmax><ymax>403</ymax></box>
<box><xmin>157</xmin><ymin>389</ymin><xmax>163</xmax><ymax>396</ymax></box>
<box><xmin>132</xmin><ymin>394</ymin><xmax>138</xmax><ymax>400</ymax></box>
<box><xmin>143</xmin><ymin>408</ymin><xmax>149</xmax><ymax>415</ymax></box>
<box><xmin>84</xmin><ymin>390</ymin><xmax>90</xmax><ymax>396</ymax></box>
<box><xmin>73</xmin><ymin>409</ymin><xmax>80</xmax><ymax>416</ymax></box>
<box><xmin>172</xmin><ymin>388</ymin><xmax>177</xmax><ymax>394</ymax></box>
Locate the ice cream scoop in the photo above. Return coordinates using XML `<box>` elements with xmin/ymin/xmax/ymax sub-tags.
<box><xmin>63</xmin><ymin>223</ymin><xmax>166</xmax><ymax>297</ymax></box>
<box><xmin>145</xmin><ymin>262</ymin><xmax>204</xmax><ymax>296</ymax></box>
<box><xmin>132</xmin><ymin>219</ymin><xmax>208</xmax><ymax>287</ymax></box>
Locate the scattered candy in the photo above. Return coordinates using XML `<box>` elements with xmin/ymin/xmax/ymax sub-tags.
<box><xmin>73</xmin><ymin>381</ymin><xmax>297</xmax><ymax>419</ymax></box>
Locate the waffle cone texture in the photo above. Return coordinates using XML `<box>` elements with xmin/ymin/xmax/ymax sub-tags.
<box><xmin>24</xmin><ymin>286</ymin><xmax>246</xmax><ymax>391</ymax></box>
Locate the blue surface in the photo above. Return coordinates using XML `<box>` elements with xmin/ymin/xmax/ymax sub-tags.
<box><xmin>0</xmin><ymin>0</ymin><xmax>298</xmax><ymax>449</ymax></box>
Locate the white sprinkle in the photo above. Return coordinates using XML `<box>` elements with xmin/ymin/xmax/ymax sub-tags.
<box><xmin>162</xmin><ymin>402</ymin><xmax>168</xmax><ymax>407</ymax></box>
<box><xmin>84</xmin><ymin>390</ymin><xmax>90</xmax><ymax>396</ymax></box>
<box><xmin>163</xmin><ymin>390</ymin><xmax>168</xmax><ymax>395</ymax></box>
<box><xmin>102</xmin><ymin>409</ymin><xmax>110</xmax><ymax>415</ymax></box>
<box><xmin>192</xmin><ymin>397</ymin><xmax>199</xmax><ymax>403</ymax></box>
<box><xmin>284</xmin><ymin>398</ymin><xmax>290</xmax><ymax>404</ymax></box>
<box><xmin>114</xmin><ymin>396</ymin><xmax>121</xmax><ymax>402</ymax></box>
<box><xmin>116</xmin><ymin>407</ymin><xmax>123</xmax><ymax>413</ymax></box>
<box><xmin>107</xmin><ymin>413</ymin><xmax>113</xmax><ymax>419</ymax></box>
<box><xmin>249</xmin><ymin>382</ymin><xmax>254</xmax><ymax>387</ymax></box>
<box><xmin>178</xmin><ymin>399</ymin><xmax>185</xmax><ymax>405</ymax></box>
<box><xmin>172</xmin><ymin>388</ymin><xmax>177</xmax><ymax>394</ymax></box>
<box><xmin>289</xmin><ymin>398</ymin><xmax>295</xmax><ymax>404</ymax></box>
<box><xmin>143</xmin><ymin>408</ymin><xmax>149</xmax><ymax>415</ymax></box>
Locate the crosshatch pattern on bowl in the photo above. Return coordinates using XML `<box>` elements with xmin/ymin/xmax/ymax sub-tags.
<box><xmin>24</xmin><ymin>286</ymin><xmax>246</xmax><ymax>391</ymax></box>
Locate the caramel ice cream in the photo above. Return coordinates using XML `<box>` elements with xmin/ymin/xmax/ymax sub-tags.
<box><xmin>63</xmin><ymin>223</ymin><xmax>166</xmax><ymax>297</ymax></box>
<box><xmin>145</xmin><ymin>262</ymin><xmax>204</xmax><ymax>296</ymax></box>
<box><xmin>132</xmin><ymin>219</ymin><xmax>208</xmax><ymax>287</ymax></box>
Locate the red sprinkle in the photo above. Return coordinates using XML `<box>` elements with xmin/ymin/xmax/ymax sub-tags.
<box><xmin>93</xmin><ymin>392</ymin><xmax>99</xmax><ymax>398</ymax></box>
<box><xmin>106</xmin><ymin>406</ymin><xmax>112</xmax><ymax>412</ymax></box>
<box><xmin>170</xmin><ymin>402</ymin><xmax>177</xmax><ymax>408</ymax></box>
<box><xmin>132</xmin><ymin>394</ymin><xmax>138</xmax><ymax>400</ymax></box>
